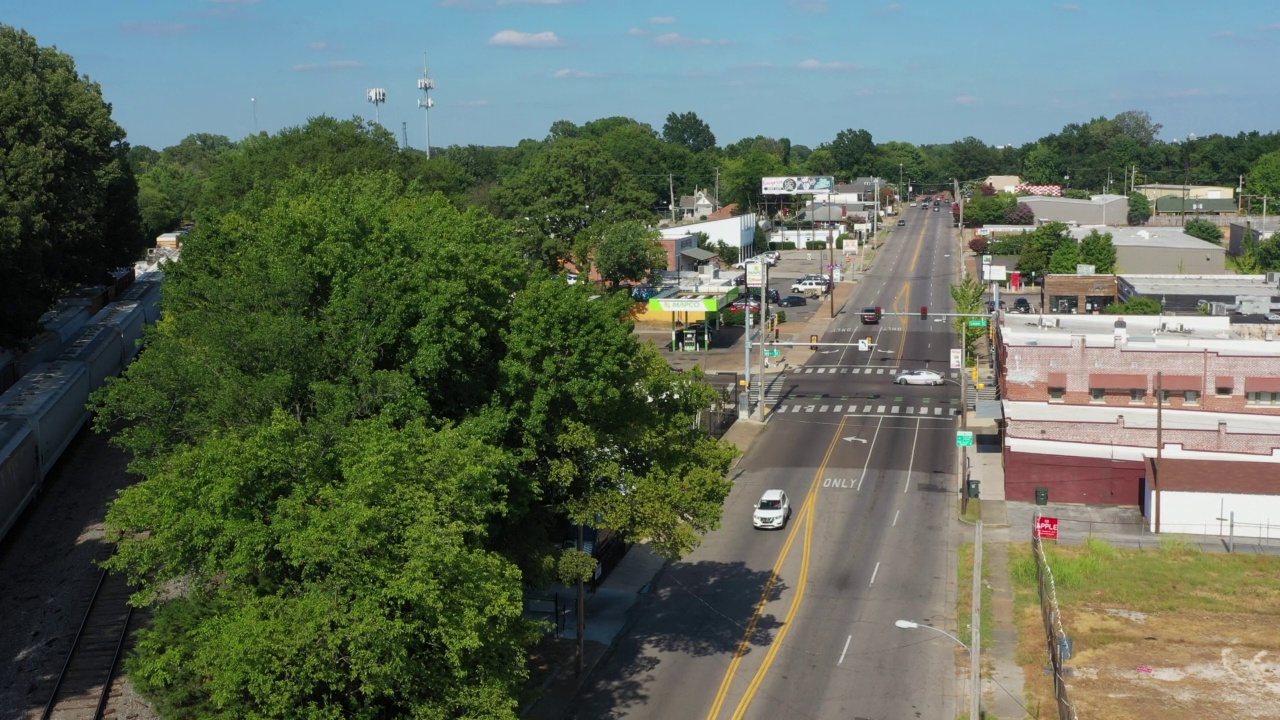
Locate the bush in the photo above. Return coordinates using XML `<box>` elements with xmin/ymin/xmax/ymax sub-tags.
<box><xmin>804</xmin><ymin>241</ymin><xmax>828</xmax><ymax>250</ymax></box>
<box><xmin>968</xmin><ymin>237</ymin><xmax>989</xmax><ymax>254</ymax></box>
<box><xmin>776</xmin><ymin>310</ymin><xmax>787</xmax><ymax>324</ymax></box>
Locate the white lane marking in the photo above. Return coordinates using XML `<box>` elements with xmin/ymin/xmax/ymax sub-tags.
<box><xmin>891</xmin><ymin>406</ymin><xmax>900</xmax><ymax>414</ymax></box>
<box><xmin>870</xmin><ymin>561</ymin><xmax>881</xmax><ymax>586</ymax></box>
<box><xmin>904</xmin><ymin>417</ymin><xmax>922</xmax><ymax>493</ymax></box>
<box><xmin>838</xmin><ymin>634</ymin><xmax>852</xmax><ymax>666</ymax></box>
<box><xmin>819</xmin><ymin>405</ymin><xmax>829</xmax><ymax>413</ymax></box>
<box><xmin>876</xmin><ymin>405</ymin><xmax>885</xmax><ymax>413</ymax></box>
<box><xmin>893</xmin><ymin>509</ymin><xmax>900</xmax><ymax>526</ymax></box>
<box><xmin>906</xmin><ymin>406</ymin><xmax>915</xmax><ymax>414</ymax></box>
<box><xmin>862</xmin><ymin>405</ymin><xmax>871</xmax><ymax>413</ymax></box>
<box><xmin>792</xmin><ymin>405</ymin><xmax>802</xmax><ymax>413</ymax></box>
<box><xmin>856</xmin><ymin>416</ymin><xmax>886</xmax><ymax>491</ymax></box>
<box><xmin>833</xmin><ymin>405</ymin><xmax>843</xmax><ymax>413</ymax></box>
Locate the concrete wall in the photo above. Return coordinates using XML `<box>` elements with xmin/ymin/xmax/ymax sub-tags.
<box><xmin>1115</xmin><ymin>245</ymin><xmax>1225</xmax><ymax>275</ymax></box>
<box><xmin>1159</xmin><ymin>490</ymin><xmax>1280</xmax><ymax>539</ymax></box>
<box><xmin>1003</xmin><ymin>449</ymin><xmax>1144</xmax><ymax>505</ymax></box>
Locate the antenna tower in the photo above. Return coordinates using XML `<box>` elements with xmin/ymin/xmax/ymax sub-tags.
<box><xmin>416</xmin><ymin>54</ymin><xmax>435</xmax><ymax>158</ymax></box>
<box><xmin>366</xmin><ymin>88</ymin><xmax>387</xmax><ymax>124</ymax></box>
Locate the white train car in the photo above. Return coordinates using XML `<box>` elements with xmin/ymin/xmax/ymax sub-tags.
<box><xmin>0</xmin><ymin>420</ymin><xmax>40</xmax><ymax>543</ymax></box>
<box><xmin>117</xmin><ymin>273</ymin><xmax>163</xmax><ymax>324</ymax></box>
<box><xmin>88</xmin><ymin>301</ymin><xmax>148</xmax><ymax>363</ymax></box>
<box><xmin>0</xmin><ymin>361</ymin><xmax>92</xmax><ymax>477</ymax></box>
<box><xmin>58</xmin><ymin>324</ymin><xmax>126</xmax><ymax>393</ymax></box>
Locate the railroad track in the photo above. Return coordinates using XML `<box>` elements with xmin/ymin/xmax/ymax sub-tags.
<box><xmin>40</xmin><ymin>566</ymin><xmax>135</xmax><ymax>720</ymax></box>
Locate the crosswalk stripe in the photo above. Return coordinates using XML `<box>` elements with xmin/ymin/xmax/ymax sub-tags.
<box><xmin>819</xmin><ymin>405</ymin><xmax>829</xmax><ymax>412</ymax></box>
<box><xmin>935</xmin><ymin>407</ymin><xmax>943</xmax><ymax>415</ymax></box>
<box><xmin>906</xmin><ymin>406</ymin><xmax>915</xmax><ymax>414</ymax></box>
<box><xmin>891</xmin><ymin>406</ymin><xmax>900</xmax><ymax>414</ymax></box>
<box><xmin>833</xmin><ymin>405</ymin><xmax>843</xmax><ymax>413</ymax></box>
<box><xmin>840</xmin><ymin>368</ymin><xmax>848</xmax><ymax>373</ymax></box>
<box><xmin>876</xmin><ymin>405</ymin><xmax>885</xmax><ymax>413</ymax></box>
<box><xmin>863</xmin><ymin>405</ymin><xmax>872</xmax><ymax>413</ymax></box>
<box><xmin>876</xmin><ymin>368</ymin><xmax>884</xmax><ymax>374</ymax></box>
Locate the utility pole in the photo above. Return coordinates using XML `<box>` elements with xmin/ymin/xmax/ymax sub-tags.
<box><xmin>401</xmin><ymin>121</ymin><xmax>409</xmax><ymax>148</ymax></box>
<box><xmin>714</xmin><ymin>167</ymin><xmax>721</xmax><ymax>211</ymax></box>
<box><xmin>416</xmin><ymin>54</ymin><xmax>435</xmax><ymax>157</ymax></box>
<box><xmin>1155</xmin><ymin>371</ymin><xmax>1163</xmax><ymax>533</ymax></box>
<box><xmin>669</xmin><ymin>174</ymin><xmax>677</xmax><ymax>224</ymax></box>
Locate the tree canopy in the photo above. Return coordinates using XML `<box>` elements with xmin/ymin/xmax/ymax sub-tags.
<box><xmin>0</xmin><ymin>25</ymin><xmax>143</xmax><ymax>337</ymax></box>
<box><xmin>662</xmin><ymin>111</ymin><xmax>716</xmax><ymax>154</ymax></box>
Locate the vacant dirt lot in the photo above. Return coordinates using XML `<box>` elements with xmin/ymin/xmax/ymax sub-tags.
<box><xmin>1011</xmin><ymin>539</ymin><xmax>1280</xmax><ymax>720</ymax></box>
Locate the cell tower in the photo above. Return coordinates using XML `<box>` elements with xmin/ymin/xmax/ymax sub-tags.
<box><xmin>366</xmin><ymin>87</ymin><xmax>386</xmax><ymax>124</ymax></box>
<box><xmin>416</xmin><ymin>54</ymin><xmax>435</xmax><ymax>158</ymax></box>
<box><xmin>402</xmin><ymin>122</ymin><xmax>409</xmax><ymax>148</ymax></box>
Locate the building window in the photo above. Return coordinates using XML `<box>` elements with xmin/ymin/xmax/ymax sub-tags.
<box><xmin>1185</xmin><ymin>390</ymin><xmax>1200</xmax><ymax>405</ymax></box>
<box><xmin>1247</xmin><ymin>391</ymin><xmax>1280</xmax><ymax>405</ymax></box>
<box><xmin>1049</xmin><ymin>387</ymin><xmax>1065</xmax><ymax>402</ymax></box>
<box><xmin>1091</xmin><ymin>388</ymin><xmax>1105</xmax><ymax>403</ymax></box>
<box><xmin>1130</xmin><ymin>388</ymin><xmax>1146</xmax><ymax>403</ymax></box>
<box><xmin>1217</xmin><ymin>384</ymin><xmax>1233</xmax><ymax>397</ymax></box>
<box><xmin>1050</xmin><ymin>295</ymin><xmax>1079</xmax><ymax>314</ymax></box>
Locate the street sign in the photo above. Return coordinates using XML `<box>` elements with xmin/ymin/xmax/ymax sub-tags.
<box><xmin>858</xmin><ymin>339</ymin><xmax>869</xmax><ymax>351</ymax></box>
<box><xmin>968</xmin><ymin>319</ymin><xmax>988</xmax><ymax>327</ymax></box>
<box><xmin>1035</xmin><ymin>516</ymin><xmax>1059</xmax><ymax>540</ymax></box>
<box><xmin>955</xmin><ymin>431</ymin><xmax>974</xmax><ymax>447</ymax></box>
<box><xmin>764</xmin><ymin>349</ymin><xmax>781</xmax><ymax>357</ymax></box>
<box><xmin>746</xmin><ymin>262</ymin><xmax>764</xmax><ymax>287</ymax></box>
<box><xmin>950</xmin><ymin>348</ymin><xmax>962</xmax><ymax>369</ymax></box>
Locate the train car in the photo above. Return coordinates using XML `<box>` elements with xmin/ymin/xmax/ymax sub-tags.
<box><xmin>15</xmin><ymin>332</ymin><xmax>64</xmax><ymax>377</ymax></box>
<box><xmin>89</xmin><ymin>302</ymin><xmax>148</xmax><ymax>363</ymax></box>
<box><xmin>0</xmin><ymin>360</ymin><xmax>92</xmax><ymax>478</ymax></box>
<box><xmin>117</xmin><ymin>275</ymin><xmax>162</xmax><ymax>324</ymax></box>
<box><xmin>38</xmin><ymin>305</ymin><xmax>91</xmax><ymax>347</ymax></box>
<box><xmin>0</xmin><ymin>419</ymin><xmax>41</xmax><ymax>545</ymax></box>
<box><xmin>60</xmin><ymin>285</ymin><xmax>110</xmax><ymax>316</ymax></box>
<box><xmin>58</xmin><ymin>324</ymin><xmax>125</xmax><ymax>393</ymax></box>
<box><xmin>106</xmin><ymin>267</ymin><xmax>135</xmax><ymax>301</ymax></box>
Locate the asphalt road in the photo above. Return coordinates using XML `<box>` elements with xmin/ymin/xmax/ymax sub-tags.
<box><xmin>574</xmin><ymin>205</ymin><xmax>964</xmax><ymax>720</ymax></box>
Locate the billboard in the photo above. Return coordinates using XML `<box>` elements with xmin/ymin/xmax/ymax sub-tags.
<box><xmin>761</xmin><ymin>176</ymin><xmax>836</xmax><ymax>195</ymax></box>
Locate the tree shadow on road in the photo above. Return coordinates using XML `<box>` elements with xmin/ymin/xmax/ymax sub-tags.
<box><xmin>570</xmin><ymin>558</ymin><xmax>787</xmax><ymax>718</ymax></box>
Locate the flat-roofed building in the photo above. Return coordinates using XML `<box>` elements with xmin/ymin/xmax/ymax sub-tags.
<box><xmin>995</xmin><ymin>313</ymin><xmax>1280</xmax><ymax>507</ymax></box>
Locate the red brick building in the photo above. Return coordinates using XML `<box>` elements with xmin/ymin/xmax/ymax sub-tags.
<box><xmin>996</xmin><ymin>314</ymin><xmax>1280</xmax><ymax>505</ymax></box>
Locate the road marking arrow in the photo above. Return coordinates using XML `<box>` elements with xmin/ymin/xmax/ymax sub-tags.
<box><xmin>818</xmin><ymin>349</ymin><xmax>839</xmax><ymax>354</ymax></box>
<box><xmin>842</xmin><ymin>436</ymin><xmax>868</xmax><ymax>443</ymax></box>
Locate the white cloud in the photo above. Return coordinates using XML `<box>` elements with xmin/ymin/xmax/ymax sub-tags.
<box><xmin>1058</xmin><ymin>3</ymin><xmax>1081</xmax><ymax>10</ymax></box>
<box><xmin>554</xmin><ymin>68</ymin><xmax>595</xmax><ymax>78</ymax></box>
<box><xmin>292</xmin><ymin>60</ymin><xmax>365</xmax><ymax>72</ymax></box>
<box><xmin>654</xmin><ymin>32</ymin><xmax>729</xmax><ymax>47</ymax></box>
<box><xmin>487</xmin><ymin>29</ymin><xmax>565</xmax><ymax>47</ymax></box>
<box><xmin>627</xmin><ymin>27</ymin><xmax>648</xmax><ymax>36</ymax></box>
<box><xmin>308</xmin><ymin>40</ymin><xmax>338</xmax><ymax>50</ymax></box>
<box><xmin>1263</xmin><ymin>24</ymin><xmax>1280</xmax><ymax>31</ymax></box>
<box><xmin>649</xmin><ymin>16</ymin><xmax>676</xmax><ymax>24</ymax></box>
<box><xmin>954</xmin><ymin>95</ymin><xmax>978</xmax><ymax>105</ymax></box>
<box><xmin>119</xmin><ymin>22</ymin><xmax>190</xmax><ymax>36</ymax></box>
<box><xmin>797</xmin><ymin>59</ymin><xmax>861</xmax><ymax>71</ymax></box>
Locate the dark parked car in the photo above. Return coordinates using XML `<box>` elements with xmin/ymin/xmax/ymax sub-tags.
<box><xmin>1013</xmin><ymin>297</ymin><xmax>1031</xmax><ymax>313</ymax></box>
<box><xmin>986</xmin><ymin>299</ymin><xmax>1007</xmax><ymax>313</ymax></box>
<box><xmin>896</xmin><ymin>219</ymin><xmax>906</xmax><ymax>226</ymax></box>
<box><xmin>778</xmin><ymin>295</ymin><xmax>807</xmax><ymax>307</ymax></box>
<box><xmin>860</xmin><ymin>306</ymin><xmax>881</xmax><ymax>324</ymax></box>
<box><xmin>748</xmin><ymin>287</ymin><xmax>782</xmax><ymax>304</ymax></box>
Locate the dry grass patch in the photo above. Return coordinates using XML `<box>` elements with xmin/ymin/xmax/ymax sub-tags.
<box><xmin>1009</xmin><ymin>538</ymin><xmax>1280</xmax><ymax>720</ymax></box>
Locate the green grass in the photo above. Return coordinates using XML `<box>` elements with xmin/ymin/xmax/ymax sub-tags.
<box><xmin>956</xmin><ymin>542</ymin><xmax>994</xmax><ymax>651</ymax></box>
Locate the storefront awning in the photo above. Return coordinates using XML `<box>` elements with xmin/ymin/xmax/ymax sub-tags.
<box><xmin>974</xmin><ymin>400</ymin><xmax>1004</xmax><ymax>419</ymax></box>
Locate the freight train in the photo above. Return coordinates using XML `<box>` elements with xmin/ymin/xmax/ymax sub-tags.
<box><xmin>0</xmin><ymin>273</ymin><xmax>162</xmax><ymax>544</ymax></box>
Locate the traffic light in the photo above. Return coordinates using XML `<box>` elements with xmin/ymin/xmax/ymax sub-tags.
<box><xmin>920</xmin><ymin>306</ymin><xmax>928</xmax><ymax>320</ymax></box>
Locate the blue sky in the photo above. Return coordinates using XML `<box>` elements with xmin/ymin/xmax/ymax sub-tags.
<box><xmin>5</xmin><ymin>0</ymin><xmax>1279</xmax><ymax>152</ymax></box>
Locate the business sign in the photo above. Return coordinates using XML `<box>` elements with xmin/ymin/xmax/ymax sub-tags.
<box><xmin>746</xmin><ymin>262</ymin><xmax>765</xmax><ymax>287</ymax></box>
<box><xmin>761</xmin><ymin>176</ymin><xmax>836</xmax><ymax>195</ymax></box>
<box><xmin>650</xmin><ymin>297</ymin><xmax>719</xmax><ymax>312</ymax></box>
<box><xmin>955</xmin><ymin>431</ymin><xmax>974</xmax><ymax>448</ymax></box>
<box><xmin>1034</xmin><ymin>516</ymin><xmax>1059</xmax><ymax>540</ymax></box>
<box><xmin>950</xmin><ymin>348</ymin><xmax>963</xmax><ymax>369</ymax></box>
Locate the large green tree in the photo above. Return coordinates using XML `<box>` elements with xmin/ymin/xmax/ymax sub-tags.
<box><xmin>1079</xmin><ymin>229</ymin><xmax>1117</xmax><ymax>273</ymax></box>
<box><xmin>0</xmin><ymin>25</ymin><xmax>144</xmax><ymax>337</ymax></box>
<box><xmin>492</xmin><ymin>138</ymin><xmax>651</xmax><ymax>270</ymax></box>
<box><xmin>1126</xmin><ymin>191</ymin><xmax>1152</xmax><ymax>225</ymax></box>
<box><xmin>826</xmin><ymin>128</ymin><xmax>875</xmax><ymax>178</ymax></box>
<box><xmin>1183</xmin><ymin>218</ymin><xmax>1223</xmax><ymax>245</ymax></box>
<box><xmin>662</xmin><ymin>111</ymin><xmax>717</xmax><ymax>154</ymax></box>
<box><xmin>586</xmin><ymin>220</ymin><xmax>666</xmax><ymax>286</ymax></box>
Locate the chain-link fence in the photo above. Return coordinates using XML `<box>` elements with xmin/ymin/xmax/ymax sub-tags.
<box><xmin>1033</xmin><ymin>535</ymin><xmax>1081</xmax><ymax>720</ymax></box>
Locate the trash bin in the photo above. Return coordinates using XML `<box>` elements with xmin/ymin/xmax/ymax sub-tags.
<box><xmin>967</xmin><ymin>479</ymin><xmax>980</xmax><ymax>499</ymax></box>
<box><xmin>1035</xmin><ymin>487</ymin><xmax>1049</xmax><ymax>505</ymax></box>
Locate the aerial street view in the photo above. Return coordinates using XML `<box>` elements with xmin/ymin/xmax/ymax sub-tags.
<box><xmin>3</xmin><ymin>1</ymin><xmax>1280</xmax><ymax>719</ymax></box>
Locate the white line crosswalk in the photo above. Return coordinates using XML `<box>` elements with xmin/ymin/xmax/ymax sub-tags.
<box><xmin>796</xmin><ymin>367</ymin><xmax>959</xmax><ymax>378</ymax></box>
<box><xmin>772</xmin><ymin>402</ymin><xmax>959</xmax><ymax>417</ymax></box>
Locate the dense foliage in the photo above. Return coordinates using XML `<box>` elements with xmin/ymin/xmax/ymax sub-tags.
<box><xmin>0</xmin><ymin>25</ymin><xmax>144</xmax><ymax>338</ymax></box>
<box><xmin>1183</xmin><ymin>218</ymin><xmax>1224</xmax><ymax>245</ymax></box>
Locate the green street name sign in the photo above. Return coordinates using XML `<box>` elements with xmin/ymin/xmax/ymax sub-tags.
<box><xmin>956</xmin><ymin>431</ymin><xmax>975</xmax><ymax>447</ymax></box>
<box><xmin>765</xmin><ymin>349</ymin><xmax>781</xmax><ymax>357</ymax></box>
<box><xmin>967</xmin><ymin>319</ymin><xmax>988</xmax><ymax>327</ymax></box>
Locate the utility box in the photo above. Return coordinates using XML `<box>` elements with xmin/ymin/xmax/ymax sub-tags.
<box><xmin>1035</xmin><ymin>487</ymin><xmax>1049</xmax><ymax>506</ymax></box>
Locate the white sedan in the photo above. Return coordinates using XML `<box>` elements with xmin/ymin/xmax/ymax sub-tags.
<box><xmin>895</xmin><ymin>369</ymin><xmax>945</xmax><ymax>386</ymax></box>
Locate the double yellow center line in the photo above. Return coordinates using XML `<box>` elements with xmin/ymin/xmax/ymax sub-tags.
<box><xmin>705</xmin><ymin>416</ymin><xmax>848</xmax><ymax>720</ymax></box>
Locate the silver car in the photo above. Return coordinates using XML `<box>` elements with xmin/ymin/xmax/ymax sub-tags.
<box><xmin>894</xmin><ymin>369</ymin><xmax>945</xmax><ymax>386</ymax></box>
